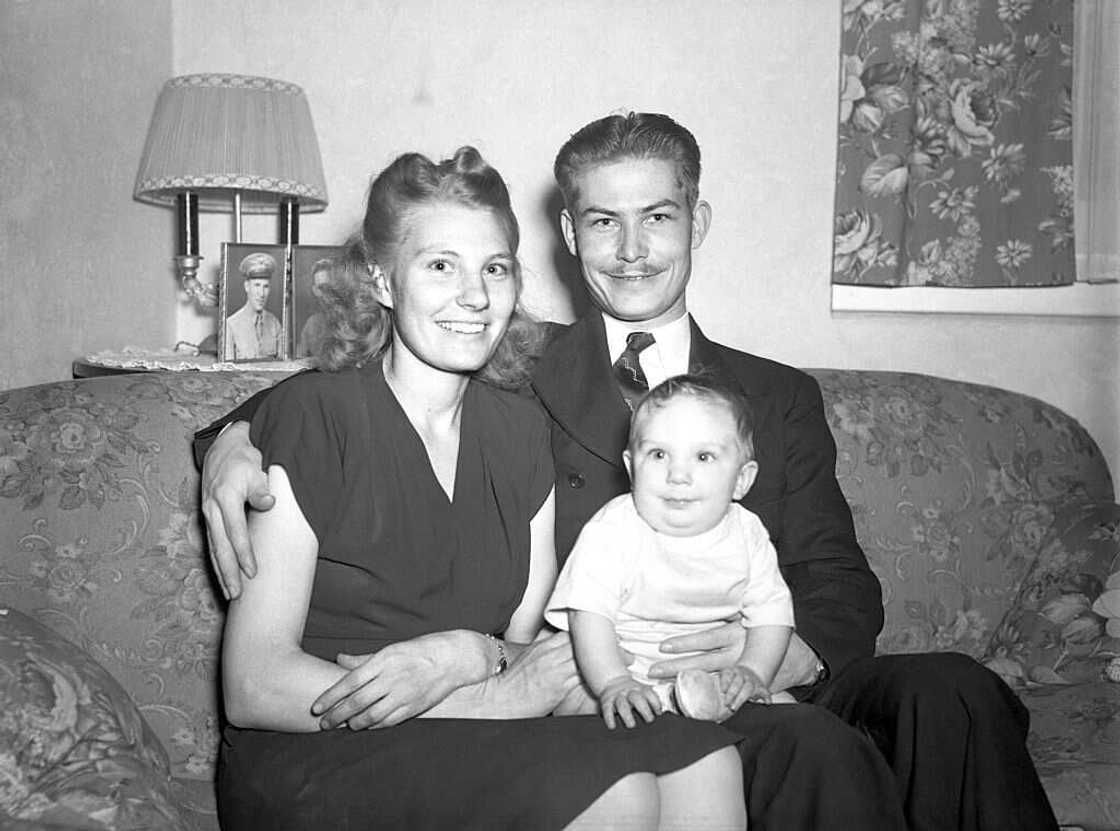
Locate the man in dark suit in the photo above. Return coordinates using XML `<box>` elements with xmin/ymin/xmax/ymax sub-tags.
<box><xmin>196</xmin><ymin>113</ymin><xmax>1056</xmax><ymax>830</ymax></box>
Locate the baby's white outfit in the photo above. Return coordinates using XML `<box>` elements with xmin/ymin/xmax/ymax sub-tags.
<box><xmin>546</xmin><ymin>493</ymin><xmax>795</xmax><ymax>711</ymax></box>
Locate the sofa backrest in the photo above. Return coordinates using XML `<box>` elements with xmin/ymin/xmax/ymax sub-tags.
<box><xmin>807</xmin><ymin>369</ymin><xmax>1114</xmax><ymax>660</ymax></box>
<box><xmin>0</xmin><ymin>369</ymin><xmax>1112</xmax><ymax>782</ymax></box>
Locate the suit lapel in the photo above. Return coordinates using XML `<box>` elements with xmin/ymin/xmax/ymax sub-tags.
<box><xmin>688</xmin><ymin>318</ymin><xmax>765</xmax><ymax>401</ymax></box>
<box><xmin>688</xmin><ymin>318</ymin><xmax>724</xmax><ymax>375</ymax></box>
<box><xmin>532</xmin><ymin>313</ymin><xmax>630</xmax><ymax>469</ymax></box>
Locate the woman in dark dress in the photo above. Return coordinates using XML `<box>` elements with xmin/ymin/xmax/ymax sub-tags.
<box><xmin>216</xmin><ymin>147</ymin><xmax>744</xmax><ymax>830</ymax></box>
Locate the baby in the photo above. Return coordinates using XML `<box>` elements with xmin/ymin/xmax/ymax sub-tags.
<box><xmin>546</xmin><ymin>374</ymin><xmax>795</xmax><ymax>728</ymax></box>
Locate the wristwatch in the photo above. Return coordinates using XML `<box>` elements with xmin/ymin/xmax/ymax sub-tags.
<box><xmin>812</xmin><ymin>656</ymin><xmax>828</xmax><ymax>686</ymax></box>
<box><xmin>486</xmin><ymin>635</ymin><xmax>508</xmax><ymax>675</ymax></box>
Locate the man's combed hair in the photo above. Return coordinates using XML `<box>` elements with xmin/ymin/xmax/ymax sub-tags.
<box><xmin>631</xmin><ymin>373</ymin><xmax>756</xmax><ymax>460</ymax></box>
<box><xmin>311</xmin><ymin>146</ymin><xmax>547</xmax><ymax>387</ymax></box>
<box><xmin>553</xmin><ymin>112</ymin><xmax>702</xmax><ymax>209</ymax></box>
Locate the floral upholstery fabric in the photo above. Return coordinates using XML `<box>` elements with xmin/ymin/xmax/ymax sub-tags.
<box><xmin>0</xmin><ymin>372</ymin><xmax>285</xmax><ymax>829</ymax></box>
<box><xmin>987</xmin><ymin>501</ymin><xmax>1120</xmax><ymax>688</ymax></box>
<box><xmin>988</xmin><ymin>501</ymin><xmax>1120</xmax><ymax>831</ymax></box>
<box><xmin>0</xmin><ymin>608</ymin><xmax>189</xmax><ymax>829</ymax></box>
<box><xmin>812</xmin><ymin>369</ymin><xmax>1119</xmax><ymax>830</ymax></box>
<box><xmin>0</xmin><ymin>368</ymin><xmax>1116</xmax><ymax>829</ymax></box>
<box><xmin>812</xmin><ymin>370</ymin><xmax>1113</xmax><ymax>660</ymax></box>
<box><xmin>1023</xmin><ymin>680</ymin><xmax>1120</xmax><ymax>830</ymax></box>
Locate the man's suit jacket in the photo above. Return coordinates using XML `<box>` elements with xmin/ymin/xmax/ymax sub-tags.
<box><xmin>194</xmin><ymin>311</ymin><xmax>883</xmax><ymax>680</ymax></box>
<box><xmin>530</xmin><ymin>312</ymin><xmax>883</xmax><ymax>680</ymax></box>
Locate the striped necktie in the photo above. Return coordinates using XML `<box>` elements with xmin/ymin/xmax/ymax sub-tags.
<box><xmin>613</xmin><ymin>331</ymin><xmax>655</xmax><ymax>411</ymax></box>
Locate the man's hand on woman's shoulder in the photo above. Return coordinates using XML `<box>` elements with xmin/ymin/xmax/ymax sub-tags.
<box><xmin>200</xmin><ymin>421</ymin><xmax>274</xmax><ymax>599</ymax></box>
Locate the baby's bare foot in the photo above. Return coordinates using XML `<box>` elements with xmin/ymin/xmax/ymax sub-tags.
<box><xmin>674</xmin><ymin>670</ymin><xmax>733</xmax><ymax>722</ymax></box>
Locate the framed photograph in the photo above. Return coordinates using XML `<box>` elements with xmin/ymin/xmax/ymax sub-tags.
<box><xmin>219</xmin><ymin>243</ymin><xmax>290</xmax><ymax>362</ymax></box>
<box><xmin>291</xmin><ymin>245</ymin><xmax>347</xmax><ymax>358</ymax></box>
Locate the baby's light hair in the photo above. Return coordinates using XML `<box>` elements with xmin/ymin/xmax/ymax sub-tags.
<box><xmin>629</xmin><ymin>373</ymin><xmax>755</xmax><ymax>460</ymax></box>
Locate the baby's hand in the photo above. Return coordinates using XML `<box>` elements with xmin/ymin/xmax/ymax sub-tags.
<box><xmin>598</xmin><ymin>675</ymin><xmax>663</xmax><ymax>730</ymax></box>
<box><xmin>720</xmin><ymin>665</ymin><xmax>772</xmax><ymax>711</ymax></box>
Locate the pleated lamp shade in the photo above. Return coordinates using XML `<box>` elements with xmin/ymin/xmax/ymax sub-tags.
<box><xmin>134</xmin><ymin>74</ymin><xmax>328</xmax><ymax>213</ymax></box>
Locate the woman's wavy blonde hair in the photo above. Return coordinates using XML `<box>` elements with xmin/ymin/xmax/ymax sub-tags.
<box><xmin>313</xmin><ymin>146</ymin><xmax>547</xmax><ymax>389</ymax></box>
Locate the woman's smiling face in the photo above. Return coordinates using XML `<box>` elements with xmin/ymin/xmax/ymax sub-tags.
<box><xmin>378</xmin><ymin>202</ymin><xmax>518</xmax><ymax>375</ymax></box>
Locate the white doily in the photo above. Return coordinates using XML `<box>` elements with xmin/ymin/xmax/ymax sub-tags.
<box><xmin>83</xmin><ymin>347</ymin><xmax>312</xmax><ymax>373</ymax></box>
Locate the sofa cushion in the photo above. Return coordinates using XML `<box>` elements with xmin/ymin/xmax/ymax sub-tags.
<box><xmin>168</xmin><ymin>776</ymin><xmax>220</xmax><ymax>831</ymax></box>
<box><xmin>1021</xmin><ymin>680</ymin><xmax>1120</xmax><ymax>831</ymax></box>
<box><xmin>0</xmin><ymin>608</ymin><xmax>190</xmax><ymax>829</ymax></box>
<box><xmin>983</xmin><ymin>501</ymin><xmax>1120</xmax><ymax>831</ymax></box>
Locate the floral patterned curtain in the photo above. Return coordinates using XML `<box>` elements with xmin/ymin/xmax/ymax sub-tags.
<box><xmin>833</xmin><ymin>0</ymin><xmax>1075</xmax><ymax>288</ymax></box>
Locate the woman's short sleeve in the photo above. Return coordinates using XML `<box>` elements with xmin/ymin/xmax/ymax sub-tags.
<box><xmin>248</xmin><ymin>373</ymin><xmax>342</xmax><ymax>541</ymax></box>
<box><xmin>476</xmin><ymin>383</ymin><xmax>555</xmax><ymax>528</ymax></box>
<box><xmin>524</xmin><ymin>402</ymin><xmax>555</xmax><ymax>517</ymax></box>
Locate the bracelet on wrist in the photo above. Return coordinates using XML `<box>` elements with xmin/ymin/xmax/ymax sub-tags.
<box><xmin>812</xmin><ymin>657</ymin><xmax>828</xmax><ymax>685</ymax></box>
<box><xmin>485</xmin><ymin>634</ymin><xmax>508</xmax><ymax>676</ymax></box>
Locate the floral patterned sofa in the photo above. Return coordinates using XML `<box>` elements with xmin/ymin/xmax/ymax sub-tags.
<box><xmin>0</xmin><ymin>369</ymin><xmax>1117</xmax><ymax>830</ymax></box>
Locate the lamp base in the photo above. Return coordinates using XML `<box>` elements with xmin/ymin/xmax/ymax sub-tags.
<box><xmin>175</xmin><ymin>254</ymin><xmax>218</xmax><ymax>307</ymax></box>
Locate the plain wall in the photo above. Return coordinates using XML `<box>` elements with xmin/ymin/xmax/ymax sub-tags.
<box><xmin>4</xmin><ymin>1</ymin><xmax>1116</xmax><ymax>480</ymax></box>
<box><xmin>173</xmin><ymin>0</ymin><xmax>1119</xmax><ymax>481</ymax></box>
<box><xmin>0</xmin><ymin>0</ymin><xmax>176</xmax><ymax>389</ymax></box>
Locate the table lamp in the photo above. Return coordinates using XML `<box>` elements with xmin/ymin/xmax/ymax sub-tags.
<box><xmin>134</xmin><ymin>74</ymin><xmax>328</xmax><ymax>305</ymax></box>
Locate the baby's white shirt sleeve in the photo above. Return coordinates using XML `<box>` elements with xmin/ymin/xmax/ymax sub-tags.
<box><xmin>735</xmin><ymin>506</ymin><xmax>796</xmax><ymax>629</ymax></box>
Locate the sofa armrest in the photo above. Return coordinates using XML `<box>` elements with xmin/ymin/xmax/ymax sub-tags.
<box><xmin>984</xmin><ymin>501</ymin><xmax>1120</xmax><ymax>688</ymax></box>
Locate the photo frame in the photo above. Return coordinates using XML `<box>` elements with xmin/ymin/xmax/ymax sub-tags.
<box><xmin>291</xmin><ymin>245</ymin><xmax>348</xmax><ymax>358</ymax></box>
<box><xmin>219</xmin><ymin>243</ymin><xmax>291</xmax><ymax>362</ymax></box>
